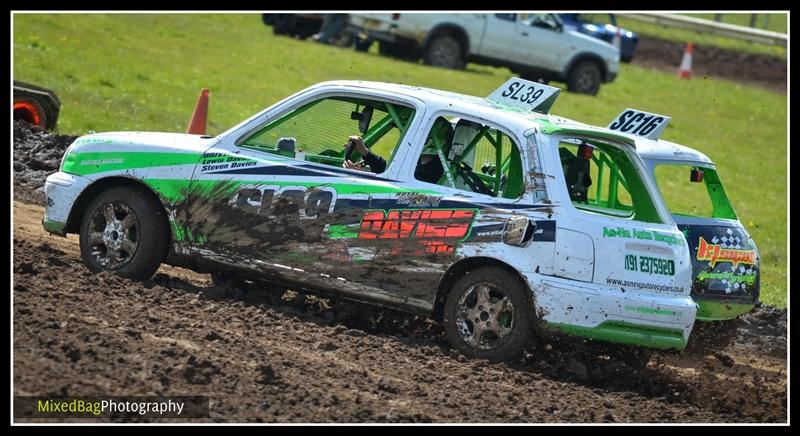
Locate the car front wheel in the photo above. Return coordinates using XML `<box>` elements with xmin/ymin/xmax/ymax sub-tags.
<box><xmin>79</xmin><ymin>185</ymin><xmax>169</xmax><ymax>280</ymax></box>
<box><xmin>566</xmin><ymin>60</ymin><xmax>602</xmax><ymax>95</ymax></box>
<box><xmin>443</xmin><ymin>266</ymin><xmax>534</xmax><ymax>361</ymax></box>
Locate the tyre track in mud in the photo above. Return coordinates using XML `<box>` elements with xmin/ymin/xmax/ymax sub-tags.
<box><xmin>13</xmin><ymin>200</ymin><xmax>787</xmax><ymax>423</ymax></box>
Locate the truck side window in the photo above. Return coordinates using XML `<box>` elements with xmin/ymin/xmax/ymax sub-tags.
<box><xmin>558</xmin><ymin>139</ymin><xmax>662</xmax><ymax>223</ymax></box>
<box><xmin>494</xmin><ymin>13</ymin><xmax>516</xmax><ymax>22</ymax></box>
<box><xmin>415</xmin><ymin>115</ymin><xmax>525</xmax><ymax>199</ymax></box>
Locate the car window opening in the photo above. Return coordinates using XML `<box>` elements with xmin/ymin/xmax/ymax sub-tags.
<box><xmin>414</xmin><ymin>115</ymin><xmax>526</xmax><ymax>199</ymax></box>
<box><xmin>239</xmin><ymin>96</ymin><xmax>416</xmax><ymax>174</ymax></box>
<box><xmin>558</xmin><ymin>138</ymin><xmax>662</xmax><ymax>223</ymax></box>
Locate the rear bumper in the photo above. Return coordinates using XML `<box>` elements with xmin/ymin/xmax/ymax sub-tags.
<box><xmin>528</xmin><ymin>275</ymin><xmax>697</xmax><ymax>350</ymax></box>
<box><xmin>695</xmin><ymin>299</ymin><xmax>756</xmax><ymax>321</ymax></box>
<box><xmin>42</xmin><ymin>171</ymin><xmax>92</xmax><ymax>235</ymax></box>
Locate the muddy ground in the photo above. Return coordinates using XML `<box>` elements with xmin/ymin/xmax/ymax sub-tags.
<box><xmin>12</xmin><ymin>124</ymin><xmax>787</xmax><ymax>423</ymax></box>
<box><xmin>630</xmin><ymin>36</ymin><xmax>786</xmax><ymax>94</ymax></box>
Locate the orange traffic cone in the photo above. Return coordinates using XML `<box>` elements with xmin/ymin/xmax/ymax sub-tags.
<box><xmin>612</xmin><ymin>27</ymin><xmax>622</xmax><ymax>52</ymax></box>
<box><xmin>678</xmin><ymin>42</ymin><xmax>693</xmax><ymax>79</ymax></box>
<box><xmin>187</xmin><ymin>88</ymin><xmax>209</xmax><ymax>135</ymax></box>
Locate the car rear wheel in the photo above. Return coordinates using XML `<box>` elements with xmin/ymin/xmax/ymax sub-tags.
<box><xmin>422</xmin><ymin>35</ymin><xmax>464</xmax><ymax>69</ymax></box>
<box><xmin>443</xmin><ymin>266</ymin><xmax>533</xmax><ymax>361</ymax></box>
<box><xmin>79</xmin><ymin>186</ymin><xmax>169</xmax><ymax>280</ymax></box>
<box><xmin>566</xmin><ymin>60</ymin><xmax>602</xmax><ymax>95</ymax></box>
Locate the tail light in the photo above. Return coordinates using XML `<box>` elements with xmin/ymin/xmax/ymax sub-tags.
<box><xmin>690</xmin><ymin>167</ymin><xmax>704</xmax><ymax>183</ymax></box>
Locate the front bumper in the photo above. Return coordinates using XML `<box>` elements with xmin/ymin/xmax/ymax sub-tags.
<box><xmin>606</xmin><ymin>71</ymin><xmax>618</xmax><ymax>83</ymax></box>
<box><xmin>42</xmin><ymin>172</ymin><xmax>92</xmax><ymax>235</ymax></box>
<box><xmin>528</xmin><ymin>275</ymin><xmax>697</xmax><ymax>350</ymax></box>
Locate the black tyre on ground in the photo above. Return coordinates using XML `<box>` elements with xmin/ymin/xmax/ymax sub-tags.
<box><xmin>443</xmin><ymin>266</ymin><xmax>534</xmax><ymax>361</ymax></box>
<box><xmin>422</xmin><ymin>35</ymin><xmax>465</xmax><ymax>70</ymax></box>
<box><xmin>13</xmin><ymin>81</ymin><xmax>61</xmax><ymax>131</ymax></box>
<box><xmin>79</xmin><ymin>186</ymin><xmax>169</xmax><ymax>281</ymax></box>
<box><xmin>566</xmin><ymin>60</ymin><xmax>603</xmax><ymax>95</ymax></box>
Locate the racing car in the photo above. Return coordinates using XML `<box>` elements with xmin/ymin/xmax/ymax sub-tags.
<box><xmin>43</xmin><ymin>78</ymin><xmax>698</xmax><ymax>361</ymax></box>
<box><xmin>602</xmin><ymin>109</ymin><xmax>760</xmax><ymax>321</ymax></box>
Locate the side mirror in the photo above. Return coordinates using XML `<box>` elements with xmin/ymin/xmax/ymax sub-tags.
<box><xmin>351</xmin><ymin>106</ymin><xmax>373</xmax><ymax>134</ymax></box>
<box><xmin>502</xmin><ymin>216</ymin><xmax>536</xmax><ymax>247</ymax></box>
<box><xmin>690</xmin><ymin>167</ymin><xmax>704</xmax><ymax>183</ymax></box>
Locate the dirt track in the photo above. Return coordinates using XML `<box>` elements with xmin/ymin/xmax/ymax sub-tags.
<box><xmin>630</xmin><ymin>36</ymin><xmax>786</xmax><ymax>94</ymax></box>
<box><xmin>12</xmin><ymin>122</ymin><xmax>788</xmax><ymax>423</ymax></box>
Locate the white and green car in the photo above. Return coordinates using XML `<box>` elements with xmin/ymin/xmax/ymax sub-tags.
<box><xmin>601</xmin><ymin>109</ymin><xmax>760</xmax><ymax>322</ymax></box>
<box><xmin>44</xmin><ymin>78</ymin><xmax>699</xmax><ymax>361</ymax></box>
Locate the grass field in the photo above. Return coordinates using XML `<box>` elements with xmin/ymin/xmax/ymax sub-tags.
<box><xmin>617</xmin><ymin>13</ymin><xmax>787</xmax><ymax>60</ymax></box>
<box><xmin>12</xmin><ymin>13</ymin><xmax>787</xmax><ymax>307</ymax></box>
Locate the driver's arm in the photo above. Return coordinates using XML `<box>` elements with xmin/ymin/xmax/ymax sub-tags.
<box><xmin>346</xmin><ymin>136</ymin><xmax>386</xmax><ymax>173</ymax></box>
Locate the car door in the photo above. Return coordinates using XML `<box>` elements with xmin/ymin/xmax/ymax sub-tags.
<box><xmin>476</xmin><ymin>14</ymin><xmax>526</xmax><ymax>59</ymax></box>
<box><xmin>517</xmin><ymin>13</ymin><xmax>571</xmax><ymax>71</ymax></box>
<box><xmin>543</xmin><ymin>133</ymin><xmax>692</xmax><ymax>315</ymax></box>
<box><xmin>182</xmin><ymin>89</ymin><xmax>422</xmax><ymax>292</ymax></box>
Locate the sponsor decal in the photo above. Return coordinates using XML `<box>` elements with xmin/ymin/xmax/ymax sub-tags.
<box><xmin>606</xmin><ymin>277</ymin><xmax>684</xmax><ymax>294</ymax></box>
<box><xmin>79</xmin><ymin>158</ymin><xmax>124</xmax><ymax>166</ymax></box>
<box><xmin>200</xmin><ymin>152</ymin><xmax>258</xmax><ymax>172</ymax></box>
<box><xmin>357</xmin><ymin>209</ymin><xmax>476</xmax><ymax>255</ymax></box>
<box><xmin>623</xmin><ymin>305</ymin><xmax>677</xmax><ymax>316</ymax></box>
<box><xmin>625</xmin><ymin>254</ymin><xmax>675</xmax><ymax>276</ymax></box>
<box><xmin>696</xmin><ymin>236</ymin><xmax>757</xmax><ymax>268</ymax></box>
<box><xmin>320</xmin><ymin>240</ymin><xmax>352</xmax><ymax>263</ymax></box>
<box><xmin>602</xmin><ymin>226</ymin><xmax>682</xmax><ymax>246</ymax></box>
<box><xmin>696</xmin><ymin>271</ymin><xmax>757</xmax><ymax>285</ymax></box>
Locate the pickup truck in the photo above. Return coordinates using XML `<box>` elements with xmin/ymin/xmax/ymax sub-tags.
<box><xmin>349</xmin><ymin>13</ymin><xmax>620</xmax><ymax>95</ymax></box>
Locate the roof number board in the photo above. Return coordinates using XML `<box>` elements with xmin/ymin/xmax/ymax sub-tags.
<box><xmin>607</xmin><ymin>108</ymin><xmax>671</xmax><ymax>140</ymax></box>
<box><xmin>487</xmin><ymin>77</ymin><xmax>560</xmax><ymax>114</ymax></box>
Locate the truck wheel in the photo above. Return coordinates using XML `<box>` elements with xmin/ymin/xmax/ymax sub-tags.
<box><xmin>79</xmin><ymin>186</ymin><xmax>169</xmax><ymax>281</ymax></box>
<box><xmin>566</xmin><ymin>61</ymin><xmax>602</xmax><ymax>95</ymax></box>
<box><xmin>423</xmin><ymin>35</ymin><xmax>464</xmax><ymax>69</ymax></box>
<box><xmin>13</xmin><ymin>81</ymin><xmax>61</xmax><ymax>131</ymax></box>
<box><xmin>443</xmin><ymin>266</ymin><xmax>533</xmax><ymax>362</ymax></box>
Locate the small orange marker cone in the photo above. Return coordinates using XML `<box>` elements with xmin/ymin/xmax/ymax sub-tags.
<box><xmin>187</xmin><ymin>88</ymin><xmax>209</xmax><ymax>135</ymax></box>
<box><xmin>678</xmin><ymin>42</ymin><xmax>693</xmax><ymax>79</ymax></box>
<box><xmin>612</xmin><ymin>27</ymin><xmax>622</xmax><ymax>52</ymax></box>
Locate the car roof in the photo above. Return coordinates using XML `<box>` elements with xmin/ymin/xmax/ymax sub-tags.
<box><xmin>626</xmin><ymin>136</ymin><xmax>714</xmax><ymax>165</ymax></box>
<box><xmin>311</xmin><ymin>80</ymin><xmax>558</xmax><ymax>131</ymax></box>
<box><xmin>312</xmin><ymin>80</ymin><xmax>641</xmax><ymax>144</ymax></box>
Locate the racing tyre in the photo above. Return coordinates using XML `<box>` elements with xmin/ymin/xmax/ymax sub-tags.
<box><xmin>566</xmin><ymin>61</ymin><xmax>602</xmax><ymax>96</ymax></box>
<box><xmin>13</xmin><ymin>81</ymin><xmax>61</xmax><ymax>131</ymax></box>
<box><xmin>443</xmin><ymin>266</ymin><xmax>534</xmax><ymax>361</ymax></box>
<box><xmin>422</xmin><ymin>35</ymin><xmax>465</xmax><ymax>70</ymax></box>
<box><xmin>79</xmin><ymin>186</ymin><xmax>169</xmax><ymax>281</ymax></box>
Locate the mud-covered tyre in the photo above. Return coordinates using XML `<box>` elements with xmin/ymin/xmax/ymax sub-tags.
<box><xmin>79</xmin><ymin>186</ymin><xmax>169</xmax><ymax>281</ymax></box>
<box><xmin>443</xmin><ymin>266</ymin><xmax>533</xmax><ymax>362</ymax></box>
<box><xmin>566</xmin><ymin>60</ymin><xmax>602</xmax><ymax>95</ymax></box>
<box><xmin>13</xmin><ymin>81</ymin><xmax>61</xmax><ymax>131</ymax></box>
<box><xmin>422</xmin><ymin>35</ymin><xmax>464</xmax><ymax>69</ymax></box>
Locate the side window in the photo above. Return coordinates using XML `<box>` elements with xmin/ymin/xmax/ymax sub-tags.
<box><xmin>520</xmin><ymin>13</ymin><xmax>560</xmax><ymax>31</ymax></box>
<box><xmin>239</xmin><ymin>96</ymin><xmax>415</xmax><ymax>173</ymax></box>
<box><xmin>654</xmin><ymin>164</ymin><xmax>737</xmax><ymax>220</ymax></box>
<box><xmin>558</xmin><ymin>138</ymin><xmax>662</xmax><ymax>223</ymax></box>
<box><xmin>414</xmin><ymin>115</ymin><xmax>526</xmax><ymax>199</ymax></box>
<box><xmin>494</xmin><ymin>13</ymin><xmax>516</xmax><ymax>22</ymax></box>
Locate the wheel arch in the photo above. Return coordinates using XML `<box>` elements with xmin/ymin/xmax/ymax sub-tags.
<box><xmin>64</xmin><ymin>176</ymin><xmax>172</xmax><ymax>237</ymax></box>
<box><xmin>433</xmin><ymin>256</ymin><xmax>534</xmax><ymax>322</ymax></box>
<box><xmin>564</xmin><ymin>52</ymin><xmax>608</xmax><ymax>82</ymax></box>
<box><xmin>422</xmin><ymin>23</ymin><xmax>471</xmax><ymax>59</ymax></box>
